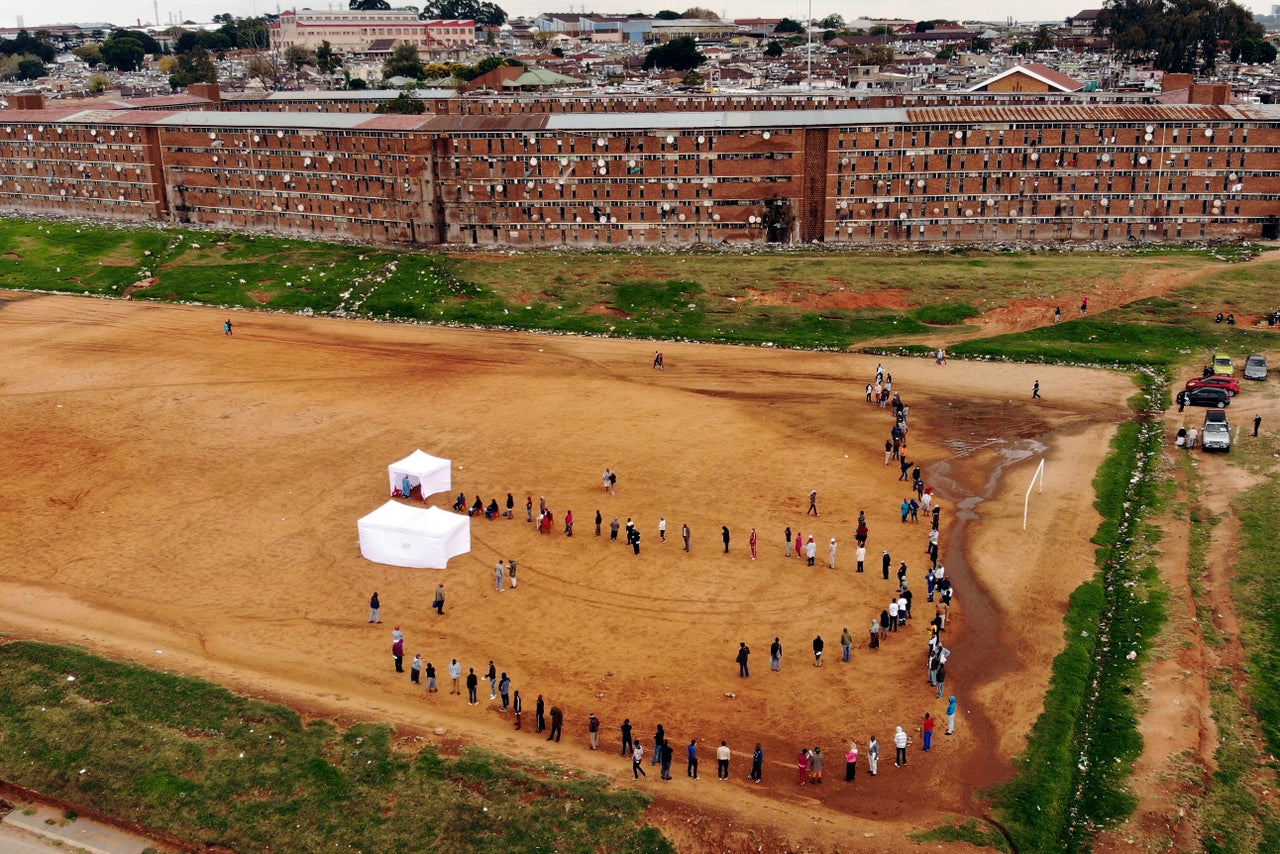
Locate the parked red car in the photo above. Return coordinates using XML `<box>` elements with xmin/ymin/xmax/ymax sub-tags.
<box><xmin>1186</xmin><ymin>374</ymin><xmax>1240</xmax><ymax>395</ymax></box>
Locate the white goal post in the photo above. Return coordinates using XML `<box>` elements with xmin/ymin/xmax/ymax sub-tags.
<box><xmin>1023</xmin><ymin>458</ymin><xmax>1046</xmax><ymax>531</ymax></box>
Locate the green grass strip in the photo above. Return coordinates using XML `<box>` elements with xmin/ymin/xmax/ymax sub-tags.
<box><xmin>0</xmin><ymin>641</ymin><xmax>671</xmax><ymax>853</ymax></box>
<box><xmin>993</xmin><ymin>394</ymin><xmax>1168</xmax><ymax>852</ymax></box>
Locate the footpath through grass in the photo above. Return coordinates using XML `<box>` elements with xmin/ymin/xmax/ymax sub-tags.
<box><xmin>0</xmin><ymin>641</ymin><xmax>670</xmax><ymax>853</ymax></box>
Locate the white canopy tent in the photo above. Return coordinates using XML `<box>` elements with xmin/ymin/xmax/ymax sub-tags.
<box><xmin>388</xmin><ymin>449</ymin><xmax>451</xmax><ymax>499</ymax></box>
<box><xmin>358</xmin><ymin>502</ymin><xmax>470</xmax><ymax>569</ymax></box>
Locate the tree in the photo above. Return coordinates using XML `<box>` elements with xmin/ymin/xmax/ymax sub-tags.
<box><xmin>247</xmin><ymin>53</ymin><xmax>285</xmax><ymax>89</ymax></box>
<box><xmin>915</xmin><ymin>20</ymin><xmax>936</xmax><ymax>32</ymax></box>
<box><xmin>681</xmin><ymin>69</ymin><xmax>704</xmax><ymax>86</ymax></box>
<box><xmin>763</xmin><ymin>40</ymin><xmax>783</xmax><ymax>57</ymax></box>
<box><xmin>88</xmin><ymin>74</ymin><xmax>111</xmax><ymax>93</ymax></box>
<box><xmin>1096</xmin><ymin>0</ymin><xmax>1264</xmax><ymax>73</ymax></box>
<box><xmin>1012</xmin><ymin>40</ymin><xmax>1032</xmax><ymax>55</ymax></box>
<box><xmin>101</xmin><ymin>37</ymin><xmax>146</xmax><ymax>71</ymax></box>
<box><xmin>16</xmin><ymin>58</ymin><xmax>45</xmax><ymax>79</ymax></box>
<box><xmin>937</xmin><ymin>45</ymin><xmax>955</xmax><ymax>60</ymax></box>
<box><xmin>655</xmin><ymin>10</ymin><xmax>683</xmax><ymax>19</ymax></box>
<box><xmin>350</xmin><ymin>0</ymin><xmax>391</xmax><ymax>8</ymax></box>
<box><xmin>383</xmin><ymin>42</ymin><xmax>425</xmax><ymax>79</ymax></box>
<box><xmin>73</xmin><ymin>44</ymin><xmax>103</xmax><ymax>65</ymax></box>
<box><xmin>0</xmin><ymin>30</ymin><xmax>56</xmax><ymax>62</ymax></box>
<box><xmin>968</xmin><ymin>35</ymin><xmax>993</xmax><ymax>52</ymax></box>
<box><xmin>643</xmin><ymin>36</ymin><xmax>705</xmax><ymax>71</ymax></box>
<box><xmin>285</xmin><ymin>44</ymin><xmax>315</xmax><ymax>72</ymax></box>
<box><xmin>817</xmin><ymin>14</ymin><xmax>844</xmax><ymax>29</ymax></box>
<box><xmin>1032</xmin><ymin>24</ymin><xmax>1056</xmax><ymax>51</ymax></box>
<box><xmin>774</xmin><ymin>18</ymin><xmax>804</xmax><ymax>34</ymax></box>
<box><xmin>374</xmin><ymin>92</ymin><xmax>426</xmax><ymax>113</ymax></box>
<box><xmin>869</xmin><ymin>24</ymin><xmax>895</xmax><ymax>35</ymax></box>
<box><xmin>347</xmin><ymin>75</ymin><xmax>369</xmax><ymax>89</ymax></box>
<box><xmin>107</xmin><ymin>29</ymin><xmax>161</xmax><ymax>54</ymax></box>
<box><xmin>681</xmin><ymin>7</ymin><xmax>719</xmax><ymax>19</ymax></box>
<box><xmin>420</xmin><ymin>0</ymin><xmax>508</xmax><ymax>26</ymax></box>
<box><xmin>169</xmin><ymin>47</ymin><xmax>217</xmax><ymax>88</ymax></box>
<box><xmin>316</xmin><ymin>40</ymin><xmax>342</xmax><ymax>76</ymax></box>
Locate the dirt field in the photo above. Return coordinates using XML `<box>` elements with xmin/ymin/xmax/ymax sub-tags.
<box><xmin>0</xmin><ymin>291</ymin><xmax>1139</xmax><ymax>851</ymax></box>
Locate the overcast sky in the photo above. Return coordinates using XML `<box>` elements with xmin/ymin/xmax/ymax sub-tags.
<box><xmin>8</xmin><ymin>0</ymin><xmax>1275</xmax><ymax>31</ymax></box>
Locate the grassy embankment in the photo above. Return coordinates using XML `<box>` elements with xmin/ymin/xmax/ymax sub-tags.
<box><xmin>0</xmin><ymin>217</ymin><xmax>1251</xmax><ymax>349</ymax></box>
<box><xmin>0</xmin><ymin>641</ymin><xmax>670</xmax><ymax>853</ymax></box>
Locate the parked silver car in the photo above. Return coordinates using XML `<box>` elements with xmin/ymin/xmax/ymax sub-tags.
<box><xmin>1202</xmin><ymin>421</ymin><xmax>1232</xmax><ymax>452</ymax></box>
<box><xmin>1244</xmin><ymin>353</ymin><xmax>1268</xmax><ymax>381</ymax></box>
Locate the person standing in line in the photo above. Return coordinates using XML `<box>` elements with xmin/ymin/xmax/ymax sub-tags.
<box><xmin>588</xmin><ymin>713</ymin><xmax>600</xmax><ymax>750</ymax></box>
<box><xmin>856</xmin><ymin>544</ymin><xmax>866</xmax><ymax>573</ymax></box>
<box><xmin>736</xmin><ymin>642</ymin><xmax>751</xmax><ymax>677</ymax></box>
<box><xmin>526</xmin><ymin>495</ymin><xmax>534</xmax><ymax>523</ymax></box>
<box><xmin>392</xmin><ymin>636</ymin><xmax>405</xmax><ymax>673</ymax></box>
<box><xmin>499</xmin><ymin>673</ymin><xmax>511</xmax><ymax>711</ymax></box>
<box><xmin>750</xmin><ymin>743</ymin><xmax>764</xmax><ymax>782</ymax></box>
<box><xmin>749</xmin><ymin>528</ymin><xmax>758</xmax><ymax>560</ymax></box>
<box><xmin>595</xmin><ymin>509</ymin><xmax>603</xmax><ymax>536</ymax></box>
<box><xmin>659</xmin><ymin>517</ymin><xmax>667</xmax><ymax>543</ymax></box>
<box><xmin>946</xmin><ymin>696</ymin><xmax>957</xmax><ymax>735</ymax></box>
<box><xmin>652</xmin><ymin>725</ymin><xmax>665</xmax><ymax>765</ymax></box>
<box><xmin>603</xmin><ymin>468</ymin><xmax>612</xmax><ymax>491</ymax></box>
<box><xmin>807</xmin><ymin>490</ymin><xmax>819</xmax><ymax>516</ymax></box>
<box><xmin>901</xmin><ymin>497</ymin><xmax>911</xmax><ymax>523</ymax></box>
<box><xmin>495</xmin><ymin>560</ymin><xmax>505</xmax><ymax>592</ymax></box>
<box><xmin>785</xmin><ymin>526</ymin><xmax>793</xmax><ymax>557</ymax></box>
<box><xmin>882</xmin><ymin>549</ymin><xmax>892</xmax><ymax>580</ymax></box>
<box><xmin>410</xmin><ymin>654</ymin><xmax>422</xmax><ymax>684</ymax></box>
<box><xmin>682</xmin><ymin>523</ymin><xmax>691</xmax><ymax>552</ymax></box>
<box><xmin>609</xmin><ymin>470</ymin><xmax>617</xmax><ymax>495</ymax></box>
<box><xmin>449</xmin><ymin>659</ymin><xmax>461</xmax><ymax>694</ymax></box>
<box><xmin>935</xmin><ymin>661</ymin><xmax>947</xmax><ymax>699</ymax></box>
<box><xmin>512</xmin><ymin>690</ymin><xmax>523</xmax><ymax>729</ymax></box>
<box><xmin>888</xmin><ymin>599</ymin><xmax>899</xmax><ymax>633</ymax></box>
<box><xmin>631</xmin><ymin>526</ymin><xmax>642</xmax><ymax>555</ymax></box>
<box><xmin>1032</xmin><ymin>379</ymin><xmax>1041</xmax><ymax>399</ymax></box>
<box><xmin>610</xmin><ymin>517</ymin><xmax>620</xmax><ymax>542</ymax></box>
<box><xmin>368</xmin><ymin>592</ymin><xmax>381</xmax><ymax>624</ymax></box>
<box><xmin>1254</xmin><ymin>415</ymin><xmax>1262</xmax><ymax>437</ymax></box>
<box><xmin>828</xmin><ymin>537</ymin><xmax>838</xmax><ymax>569</ymax></box>
<box><xmin>433</xmin><ymin>583</ymin><xmax>445</xmax><ymax>615</ymax></box>
<box><xmin>425</xmin><ymin>661</ymin><xmax>437</xmax><ymax>693</ymax></box>
<box><xmin>548</xmin><ymin>705</ymin><xmax>563</xmax><ymax>742</ymax></box>
<box><xmin>770</xmin><ymin>636</ymin><xmax>783</xmax><ymax>671</ymax></box>
<box><xmin>564</xmin><ymin>509</ymin><xmax>574</xmax><ymax>537</ymax></box>
<box><xmin>845</xmin><ymin>742</ymin><xmax>858</xmax><ymax>782</ymax></box>
<box><xmin>660</xmin><ymin>739</ymin><xmax>674</xmax><ymax>780</ymax></box>
<box><xmin>794</xmin><ymin>530</ymin><xmax>803</xmax><ymax>558</ymax></box>
<box><xmin>885</xmin><ymin>439</ymin><xmax>893</xmax><ymax>466</ymax></box>
<box><xmin>805</xmin><ymin>536</ymin><xmax>816</xmax><ymax>566</ymax></box>
<box><xmin>796</xmin><ymin>748</ymin><xmax>810</xmax><ymax>785</ymax></box>
<box><xmin>486</xmin><ymin>661</ymin><xmax>498</xmax><ymax>700</ymax></box>
<box><xmin>722</xmin><ymin>526</ymin><xmax>731</xmax><ymax>553</ymax></box>
<box><xmin>922</xmin><ymin>712</ymin><xmax>935</xmax><ymax>751</ymax></box>
<box><xmin>504</xmin><ymin>493</ymin><xmax>514</xmax><ymax>518</ymax></box>
<box><xmin>894</xmin><ymin>726</ymin><xmax>908</xmax><ymax>767</ymax></box>
<box><xmin>632</xmin><ymin>741</ymin><xmax>647</xmax><ymax>779</ymax></box>
<box><xmin>867</xmin><ymin>735</ymin><xmax>880</xmax><ymax>776</ymax></box>
<box><xmin>813</xmin><ymin>634</ymin><xmax>824</xmax><ymax>666</ymax></box>
<box><xmin>466</xmin><ymin>668</ymin><xmax>478</xmax><ymax>705</ymax></box>
<box><xmin>536</xmin><ymin>695</ymin><xmax>546</xmax><ymax>732</ymax></box>
<box><xmin>716</xmin><ymin>741</ymin><xmax>731</xmax><ymax>780</ymax></box>
<box><xmin>869</xmin><ymin>619</ymin><xmax>880</xmax><ymax>650</ymax></box>
<box><xmin>620</xmin><ymin>719</ymin><xmax>634</xmax><ymax>756</ymax></box>
<box><xmin>932</xmin><ymin>504</ymin><xmax>941</xmax><ymax>531</ymax></box>
<box><xmin>687</xmin><ymin>739</ymin><xmax>699</xmax><ymax>779</ymax></box>
<box><xmin>840</xmin><ymin>626</ymin><xmax>853</xmax><ymax>663</ymax></box>
<box><xmin>508</xmin><ymin>559</ymin><xmax>517</xmax><ymax>589</ymax></box>
<box><xmin>809</xmin><ymin>746</ymin><xmax>824</xmax><ymax>784</ymax></box>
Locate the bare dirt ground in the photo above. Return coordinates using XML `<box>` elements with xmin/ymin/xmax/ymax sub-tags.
<box><xmin>0</xmin><ymin>289</ymin><xmax>1166</xmax><ymax>852</ymax></box>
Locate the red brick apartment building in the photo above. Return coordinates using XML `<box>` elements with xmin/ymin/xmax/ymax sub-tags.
<box><xmin>1</xmin><ymin>96</ymin><xmax>1276</xmax><ymax>247</ymax></box>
